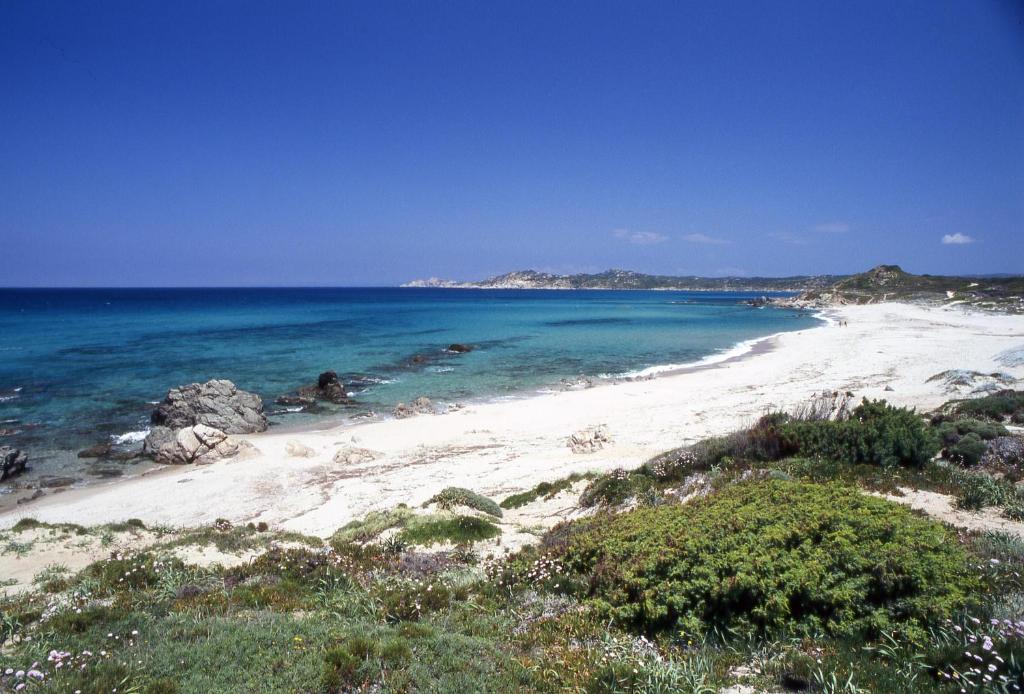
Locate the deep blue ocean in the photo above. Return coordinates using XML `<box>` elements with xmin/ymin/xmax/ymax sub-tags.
<box><xmin>0</xmin><ymin>288</ymin><xmax>818</xmax><ymax>482</ymax></box>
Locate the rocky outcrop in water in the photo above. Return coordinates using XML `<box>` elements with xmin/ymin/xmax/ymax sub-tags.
<box><xmin>150</xmin><ymin>379</ymin><xmax>267</xmax><ymax>433</ymax></box>
<box><xmin>0</xmin><ymin>446</ymin><xmax>28</xmax><ymax>481</ymax></box>
<box><xmin>393</xmin><ymin>397</ymin><xmax>434</xmax><ymax>418</ymax></box>
<box><xmin>144</xmin><ymin>424</ymin><xmax>253</xmax><ymax>465</ymax></box>
<box><xmin>447</xmin><ymin>343</ymin><xmax>473</xmax><ymax>353</ymax></box>
<box><xmin>277</xmin><ymin>371</ymin><xmax>351</xmax><ymax>407</ymax></box>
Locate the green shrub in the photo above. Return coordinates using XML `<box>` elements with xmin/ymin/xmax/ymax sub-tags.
<box><xmin>947</xmin><ymin>432</ymin><xmax>989</xmax><ymax>466</ymax></box>
<box><xmin>426</xmin><ymin>487</ymin><xmax>502</xmax><ymax>518</ymax></box>
<box><xmin>554</xmin><ymin>480</ymin><xmax>975</xmax><ymax>640</ymax></box>
<box><xmin>783</xmin><ymin>399</ymin><xmax>938</xmax><ymax>468</ymax></box>
<box><xmin>330</xmin><ymin>507</ymin><xmax>413</xmax><ymax>545</ymax></box>
<box><xmin>399</xmin><ymin>514</ymin><xmax>500</xmax><ymax>546</ymax></box>
<box><xmin>951</xmin><ymin>390</ymin><xmax>1024</xmax><ymax>421</ymax></box>
<box><xmin>579</xmin><ymin>469</ymin><xmax>654</xmax><ymax>508</ymax></box>
<box><xmin>935</xmin><ymin>418</ymin><xmax>1008</xmax><ymax>444</ymax></box>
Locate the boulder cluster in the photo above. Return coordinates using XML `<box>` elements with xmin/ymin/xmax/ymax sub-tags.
<box><xmin>568</xmin><ymin>425</ymin><xmax>612</xmax><ymax>454</ymax></box>
<box><xmin>393</xmin><ymin>396</ymin><xmax>435</xmax><ymax>419</ymax></box>
<box><xmin>144</xmin><ymin>379</ymin><xmax>265</xmax><ymax>465</ymax></box>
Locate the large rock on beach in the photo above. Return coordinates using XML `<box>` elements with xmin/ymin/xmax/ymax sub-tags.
<box><xmin>0</xmin><ymin>446</ymin><xmax>28</xmax><ymax>481</ymax></box>
<box><xmin>568</xmin><ymin>425</ymin><xmax>612</xmax><ymax>454</ymax></box>
<box><xmin>393</xmin><ymin>397</ymin><xmax>435</xmax><ymax>419</ymax></box>
<box><xmin>144</xmin><ymin>424</ymin><xmax>252</xmax><ymax>465</ymax></box>
<box><xmin>150</xmin><ymin>379</ymin><xmax>267</xmax><ymax>434</ymax></box>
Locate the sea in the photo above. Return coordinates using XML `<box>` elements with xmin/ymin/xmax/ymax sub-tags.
<box><xmin>0</xmin><ymin>287</ymin><xmax>820</xmax><ymax>486</ymax></box>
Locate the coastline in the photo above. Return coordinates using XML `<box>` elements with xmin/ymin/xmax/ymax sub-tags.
<box><xmin>2</xmin><ymin>301</ymin><xmax>1022</xmax><ymax>536</ymax></box>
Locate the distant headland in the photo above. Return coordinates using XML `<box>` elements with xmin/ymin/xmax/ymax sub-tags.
<box><xmin>401</xmin><ymin>268</ymin><xmax>843</xmax><ymax>292</ymax></box>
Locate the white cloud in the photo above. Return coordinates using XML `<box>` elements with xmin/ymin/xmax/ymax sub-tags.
<box><xmin>941</xmin><ymin>233</ymin><xmax>976</xmax><ymax>245</ymax></box>
<box><xmin>814</xmin><ymin>222</ymin><xmax>850</xmax><ymax>234</ymax></box>
<box><xmin>612</xmin><ymin>229</ymin><xmax>667</xmax><ymax>245</ymax></box>
<box><xmin>681</xmin><ymin>233</ymin><xmax>730</xmax><ymax>245</ymax></box>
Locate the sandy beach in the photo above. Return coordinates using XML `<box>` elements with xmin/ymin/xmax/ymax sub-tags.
<box><xmin>2</xmin><ymin>301</ymin><xmax>1022</xmax><ymax>537</ymax></box>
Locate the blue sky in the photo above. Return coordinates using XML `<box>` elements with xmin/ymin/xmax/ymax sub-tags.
<box><xmin>1</xmin><ymin>1</ymin><xmax>1022</xmax><ymax>286</ymax></box>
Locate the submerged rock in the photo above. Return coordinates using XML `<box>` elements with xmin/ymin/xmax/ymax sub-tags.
<box><xmin>447</xmin><ymin>343</ymin><xmax>474</xmax><ymax>353</ymax></box>
<box><xmin>77</xmin><ymin>442</ymin><xmax>113</xmax><ymax>459</ymax></box>
<box><xmin>0</xmin><ymin>446</ymin><xmax>28</xmax><ymax>481</ymax></box>
<box><xmin>393</xmin><ymin>397</ymin><xmax>435</xmax><ymax>419</ymax></box>
<box><xmin>150</xmin><ymin>379</ymin><xmax>267</xmax><ymax>434</ymax></box>
<box><xmin>568</xmin><ymin>425</ymin><xmax>612</xmax><ymax>454</ymax></box>
<box><xmin>144</xmin><ymin>424</ymin><xmax>253</xmax><ymax>465</ymax></box>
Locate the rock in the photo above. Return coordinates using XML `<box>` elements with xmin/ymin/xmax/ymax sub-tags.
<box><xmin>447</xmin><ymin>343</ymin><xmax>473</xmax><ymax>353</ymax></box>
<box><xmin>393</xmin><ymin>396</ymin><xmax>435</xmax><ymax>419</ymax></box>
<box><xmin>568</xmin><ymin>425</ymin><xmax>612</xmax><ymax>454</ymax></box>
<box><xmin>281</xmin><ymin>371</ymin><xmax>351</xmax><ymax>406</ymax></box>
<box><xmin>145</xmin><ymin>424</ymin><xmax>252</xmax><ymax>465</ymax></box>
<box><xmin>333</xmin><ymin>446</ymin><xmax>382</xmax><ymax>465</ymax></box>
<box><xmin>884</xmin><ymin>385</ymin><xmax>895</xmax><ymax>391</ymax></box>
<box><xmin>285</xmin><ymin>440</ymin><xmax>316</xmax><ymax>458</ymax></box>
<box><xmin>275</xmin><ymin>394</ymin><xmax>317</xmax><ymax>408</ymax></box>
<box><xmin>77</xmin><ymin>442</ymin><xmax>112</xmax><ymax>459</ymax></box>
<box><xmin>150</xmin><ymin>379</ymin><xmax>267</xmax><ymax>434</ymax></box>
<box><xmin>38</xmin><ymin>476</ymin><xmax>77</xmax><ymax>489</ymax></box>
<box><xmin>0</xmin><ymin>446</ymin><xmax>28</xmax><ymax>481</ymax></box>
<box><xmin>983</xmin><ymin>436</ymin><xmax>1024</xmax><ymax>468</ymax></box>
<box><xmin>17</xmin><ymin>489</ymin><xmax>45</xmax><ymax>505</ymax></box>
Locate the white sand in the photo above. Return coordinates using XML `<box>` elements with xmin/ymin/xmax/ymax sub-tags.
<box><xmin>2</xmin><ymin>302</ymin><xmax>1022</xmax><ymax>537</ymax></box>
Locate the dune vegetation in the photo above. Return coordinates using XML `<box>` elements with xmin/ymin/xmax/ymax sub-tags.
<box><xmin>3</xmin><ymin>392</ymin><xmax>1024</xmax><ymax>692</ymax></box>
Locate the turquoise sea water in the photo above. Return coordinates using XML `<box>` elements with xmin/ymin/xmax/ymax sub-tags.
<box><xmin>0</xmin><ymin>288</ymin><xmax>818</xmax><ymax>481</ymax></box>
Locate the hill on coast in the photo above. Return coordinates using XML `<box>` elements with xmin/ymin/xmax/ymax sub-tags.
<box><xmin>798</xmin><ymin>264</ymin><xmax>1024</xmax><ymax>310</ymax></box>
<box><xmin>403</xmin><ymin>268</ymin><xmax>843</xmax><ymax>292</ymax></box>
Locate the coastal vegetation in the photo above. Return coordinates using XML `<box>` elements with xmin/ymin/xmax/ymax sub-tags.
<box><xmin>3</xmin><ymin>392</ymin><xmax>1024</xmax><ymax>692</ymax></box>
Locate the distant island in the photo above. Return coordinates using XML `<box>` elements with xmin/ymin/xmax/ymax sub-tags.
<box><xmin>402</xmin><ymin>268</ymin><xmax>844</xmax><ymax>292</ymax></box>
<box><xmin>404</xmin><ymin>266</ymin><xmax>1024</xmax><ymax>313</ymax></box>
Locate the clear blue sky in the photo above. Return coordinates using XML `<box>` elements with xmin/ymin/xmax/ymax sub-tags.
<box><xmin>2</xmin><ymin>1</ymin><xmax>1022</xmax><ymax>286</ymax></box>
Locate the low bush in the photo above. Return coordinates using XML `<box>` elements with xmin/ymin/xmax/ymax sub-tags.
<box><xmin>951</xmin><ymin>390</ymin><xmax>1024</xmax><ymax>422</ymax></box>
<box><xmin>426</xmin><ymin>487</ymin><xmax>502</xmax><ymax>518</ymax></box>
<box><xmin>934</xmin><ymin>418</ymin><xmax>1007</xmax><ymax>466</ymax></box>
<box><xmin>500</xmin><ymin>473</ymin><xmax>591</xmax><ymax>509</ymax></box>
<box><xmin>782</xmin><ymin>399</ymin><xmax>938</xmax><ymax>468</ymax></box>
<box><xmin>554</xmin><ymin>480</ymin><xmax>975</xmax><ymax>640</ymax></box>
<box><xmin>579</xmin><ymin>469</ymin><xmax>655</xmax><ymax>508</ymax></box>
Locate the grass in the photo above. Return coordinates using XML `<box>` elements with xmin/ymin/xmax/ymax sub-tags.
<box><xmin>500</xmin><ymin>472</ymin><xmax>594</xmax><ymax>509</ymax></box>
<box><xmin>398</xmin><ymin>514</ymin><xmax>501</xmax><ymax>546</ymax></box>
